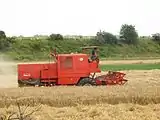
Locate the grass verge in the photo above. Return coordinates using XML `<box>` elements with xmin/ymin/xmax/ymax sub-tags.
<box><xmin>100</xmin><ymin>63</ymin><xmax>160</xmax><ymax>71</ymax></box>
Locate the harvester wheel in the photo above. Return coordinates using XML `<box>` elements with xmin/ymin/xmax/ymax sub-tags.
<box><xmin>77</xmin><ymin>78</ymin><xmax>96</xmax><ymax>86</ymax></box>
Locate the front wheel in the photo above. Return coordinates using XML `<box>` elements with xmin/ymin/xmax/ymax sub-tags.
<box><xmin>77</xmin><ymin>78</ymin><xmax>96</xmax><ymax>86</ymax></box>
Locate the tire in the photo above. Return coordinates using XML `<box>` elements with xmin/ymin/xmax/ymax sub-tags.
<box><xmin>77</xmin><ymin>78</ymin><xmax>96</xmax><ymax>86</ymax></box>
<box><xmin>18</xmin><ymin>79</ymin><xmax>40</xmax><ymax>87</ymax></box>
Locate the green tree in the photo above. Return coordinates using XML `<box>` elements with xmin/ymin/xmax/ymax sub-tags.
<box><xmin>96</xmin><ymin>30</ymin><xmax>105</xmax><ymax>44</ymax></box>
<box><xmin>96</xmin><ymin>30</ymin><xmax>118</xmax><ymax>44</ymax></box>
<box><xmin>49</xmin><ymin>34</ymin><xmax>63</xmax><ymax>40</ymax></box>
<box><xmin>0</xmin><ymin>30</ymin><xmax>7</xmax><ymax>50</ymax></box>
<box><xmin>152</xmin><ymin>33</ymin><xmax>160</xmax><ymax>44</ymax></box>
<box><xmin>0</xmin><ymin>31</ymin><xmax>15</xmax><ymax>50</ymax></box>
<box><xmin>0</xmin><ymin>31</ymin><xmax>6</xmax><ymax>39</ymax></box>
<box><xmin>120</xmin><ymin>24</ymin><xmax>138</xmax><ymax>44</ymax></box>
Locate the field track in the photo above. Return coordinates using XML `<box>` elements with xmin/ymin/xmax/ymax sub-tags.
<box><xmin>15</xmin><ymin>59</ymin><xmax>160</xmax><ymax>65</ymax></box>
<box><xmin>100</xmin><ymin>59</ymin><xmax>160</xmax><ymax>65</ymax></box>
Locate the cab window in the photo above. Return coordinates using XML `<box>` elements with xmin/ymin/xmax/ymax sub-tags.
<box><xmin>60</xmin><ymin>56</ymin><xmax>73</xmax><ymax>69</ymax></box>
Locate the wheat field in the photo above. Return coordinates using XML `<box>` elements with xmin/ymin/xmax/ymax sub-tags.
<box><xmin>0</xmin><ymin>70</ymin><xmax>160</xmax><ymax>119</ymax></box>
<box><xmin>0</xmin><ymin>58</ymin><xmax>160</xmax><ymax>120</ymax></box>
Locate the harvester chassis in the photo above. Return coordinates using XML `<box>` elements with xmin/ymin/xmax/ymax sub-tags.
<box><xmin>18</xmin><ymin>71</ymin><xmax>128</xmax><ymax>87</ymax></box>
<box><xmin>17</xmin><ymin>46</ymin><xmax>128</xmax><ymax>87</ymax></box>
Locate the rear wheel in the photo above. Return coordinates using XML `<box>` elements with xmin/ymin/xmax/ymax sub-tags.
<box><xmin>18</xmin><ymin>79</ymin><xmax>40</xmax><ymax>87</ymax></box>
<box><xmin>77</xmin><ymin>78</ymin><xmax>96</xmax><ymax>86</ymax></box>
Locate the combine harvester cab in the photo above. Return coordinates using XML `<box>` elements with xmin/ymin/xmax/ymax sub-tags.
<box><xmin>17</xmin><ymin>46</ymin><xmax>128</xmax><ymax>87</ymax></box>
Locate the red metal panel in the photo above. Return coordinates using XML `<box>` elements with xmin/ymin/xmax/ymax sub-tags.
<box><xmin>58</xmin><ymin>77</ymin><xmax>80</xmax><ymax>85</ymax></box>
<box><xmin>18</xmin><ymin>63</ymin><xmax>58</xmax><ymax>81</ymax></box>
<box><xmin>41</xmin><ymin>79</ymin><xmax>57</xmax><ymax>83</ymax></box>
<box><xmin>89</xmin><ymin>62</ymin><xmax>101</xmax><ymax>73</ymax></box>
<box><xmin>57</xmin><ymin>55</ymin><xmax>74</xmax><ymax>78</ymax></box>
<box><xmin>74</xmin><ymin>55</ymin><xmax>89</xmax><ymax>72</ymax></box>
<box><xmin>58</xmin><ymin>54</ymin><xmax>91</xmax><ymax>77</ymax></box>
<box><xmin>57</xmin><ymin>54</ymin><xmax>90</xmax><ymax>85</ymax></box>
<box><xmin>40</xmin><ymin>63</ymin><xmax>57</xmax><ymax>79</ymax></box>
<box><xmin>18</xmin><ymin>64</ymin><xmax>42</xmax><ymax>80</ymax></box>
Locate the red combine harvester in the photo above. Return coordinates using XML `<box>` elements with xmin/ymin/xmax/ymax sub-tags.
<box><xmin>17</xmin><ymin>46</ymin><xmax>128</xmax><ymax>87</ymax></box>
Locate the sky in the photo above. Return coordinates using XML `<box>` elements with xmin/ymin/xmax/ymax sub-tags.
<box><xmin>0</xmin><ymin>0</ymin><xmax>160</xmax><ymax>36</ymax></box>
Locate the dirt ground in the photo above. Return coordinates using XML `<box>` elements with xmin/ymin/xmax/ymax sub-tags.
<box><xmin>0</xmin><ymin>61</ymin><xmax>17</xmax><ymax>88</ymax></box>
<box><xmin>0</xmin><ymin>70</ymin><xmax>159</xmax><ymax>120</ymax></box>
<box><xmin>0</xmin><ymin>59</ymin><xmax>160</xmax><ymax>120</ymax></box>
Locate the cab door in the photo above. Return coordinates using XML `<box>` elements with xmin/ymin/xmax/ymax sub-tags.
<box><xmin>57</xmin><ymin>55</ymin><xmax>77</xmax><ymax>84</ymax></box>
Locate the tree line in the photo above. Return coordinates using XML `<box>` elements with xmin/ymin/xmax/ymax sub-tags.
<box><xmin>0</xmin><ymin>24</ymin><xmax>160</xmax><ymax>51</ymax></box>
<box><xmin>95</xmin><ymin>24</ymin><xmax>160</xmax><ymax>45</ymax></box>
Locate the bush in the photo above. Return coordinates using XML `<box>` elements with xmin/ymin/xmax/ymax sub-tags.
<box><xmin>103</xmin><ymin>32</ymin><xmax>118</xmax><ymax>44</ymax></box>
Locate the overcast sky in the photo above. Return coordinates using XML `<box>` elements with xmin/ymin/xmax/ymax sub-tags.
<box><xmin>0</xmin><ymin>0</ymin><xmax>160</xmax><ymax>36</ymax></box>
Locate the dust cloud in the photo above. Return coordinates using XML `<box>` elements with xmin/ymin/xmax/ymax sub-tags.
<box><xmin>0</xmin><ymin>54</ymin><xmax>17</xmax><ymax>88</ymax></box>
